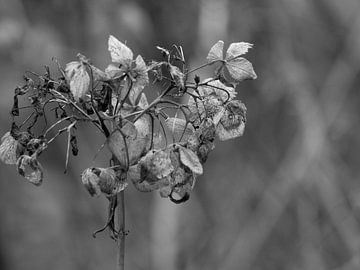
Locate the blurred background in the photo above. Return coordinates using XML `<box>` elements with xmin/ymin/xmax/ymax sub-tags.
<box><xmin>1</xmin><ymin>0</ymin><xmax>360</xmax><ymax>269</ymax></box>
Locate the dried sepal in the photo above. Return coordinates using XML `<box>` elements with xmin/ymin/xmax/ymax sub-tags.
<box><xmin>178</xmin><ymin>146</ymin><xmax>203</xmax><ymax>175</ymax></box>
<box><xmin>65</xmin><ymin>61</ymin><xmax>90</xmax><ymax>101</ymax></box>
<box><xmin>105</xmin><ymin>64</ymin><xmax>123</xmax><ymax>79</ymax></box>
<box><xmin>206</xmin><ymin>41</ymin><xmax>256</xmax><ymax>83</ymax></box>
<box><xmin>225</xmin><ymin>42</ymin><xmax>253</xmax><ymax>60</ymax></box>
<box><xmin>201</xmin><ymin>79</ymin><xmax>237</xmax><ymax>102</ymax></box>
<box><xmin>0</xmin><ymin>132</ymin><xmax>18</xmax><ymax>165</ymax></box>
<box><xmin>90</xmin><ymin>65</ymin><xmax>110</xmax><ymax>81</ymax></box>
<box><xmin>128</xmin><ymin>55</ymin><xmax>149</xmax><ymax>105</ymax></box>
<box><xmin>207</xmin><ymin>40</ymin><xmax>224</xmax><ymax>62</ymax></box>
<box><xmin>16</xmin><ymin>155</ymin><xmax>43</xmax><ymax>186</ymax></box>
<box><xmin>224</xmin><ymin>57</ymin><xmax>257</xmax><ymax>82</ymax></box>
<box><xmin>107</xmin><ymin>115</ymin><xmax>151</xmax><ymax>168</ymax></box>
<box><xmin>165</xmin><ymin>117</ymin><xmax>195</xmax><ymax>140</ymax></box>
<box><xmin>128</xmin><ymin>163</ymin><xmax>169</xmax><ymax>192</ymax></box>
<box><xmin>108</xmin><ymin>35</ymin><xmax>133</xmax><ymax>66</ymax></box>
<box><xmin>137</xmin><ymin>93</ymin><xmax>149</xmax><ymax>110</ymax></box>
<box><xmin>81</xmin><ymin>167</ymin><xmax>127</xmax><ymax>197</ymax></box>
<box><xmin>216</xmin><ymin>100</ymin><xmax>247</xmax><ymax>140</ymax></box>
<box><xmin>139</xmin><ymin>149</ymin><xmax>174</xmax><ymax>181</ymax></box>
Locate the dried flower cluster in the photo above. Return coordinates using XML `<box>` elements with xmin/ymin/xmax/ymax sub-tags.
<box><xmin>0</xmin><ymin>36</ymin><xmax>256</xmax><ymax>224</ymax></box>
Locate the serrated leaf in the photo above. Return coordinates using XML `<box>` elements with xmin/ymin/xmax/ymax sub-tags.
<box><xmin>165</xmin><ymin>117</ymin><xmax>194</xmax><ymax>139</ymax></box>
<box><xmin>216</xmin><ymin>99</ymin><xmax>247</xmax><ymax>141</ymax></box>
<box><xmin>108</xmin><ymin>35</ymin><xmax>133</xmax><ymax>65</ymax></box>
<box><xmin>65</xmin><ymin>61</ymin><xmax>90</xmax><ymax>101</ymax></box>
<box><xmin>0</xmin><ymin>132</ymin><xmax>18</xmax><ymax>165</ymax></box>
<box><xmin>225</xmin><ymin>57</ymin><xmax>257</xmax><ymax>82</ymax></box>
<box><xmin>178</xmin><ymin>146</ymin><xmax>203</xmax><ymax>175</ymax></box>
<box><xmin>207</xmin><ymin>40</ymin><xmax>224</xmax><ymax>62</ymax></box>
<box><xmin>225</xmin><ymin>42</ymin><xmax>253</xmax><ymax>60</ymax></box>
<box><xmin>16</xmin><ymin>155</ymin><xmax>43</xmax><ymax>186</ymax></box>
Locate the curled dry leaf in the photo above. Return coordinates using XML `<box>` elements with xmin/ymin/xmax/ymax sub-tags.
<box><xmin>0</xmin><ymin>132</ymin><xmax>18</xmax><ymax>165</ymax></box>
<box><xmin>17</xmin><ymin>155</ymin><xmax>43</xmax><ymax>186</ymax></box>
<box><xmin>65</xmin><ymin>61</ymin><xmax>90</xmax><ymax>101</ymax></box>
<box><xmin>108</xmin><ymin>35</ymin><xmax>133</xmax><ymax>66</ymax></box>
<box><xmin>81</xmin><ymin>167</ymin><xmax>127</xmax><ymax>197</ymax></box>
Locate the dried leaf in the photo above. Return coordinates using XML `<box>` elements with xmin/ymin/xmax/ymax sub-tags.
<box><xmin>16</xmin><ymin>155</ymin><xmax>43</xmax><ymax>186</ymax></box>
<box><xmin>225</xmin><ymin>42</ymin><xmax>253</xmax><ymax>60</ymax></box>
<box><xmin>165</xmin><ymin>117</ymin><xmax>194</xmax><ymax>140</ymax></box>
<box><xmin>216</xmin><ymin>100</ymin><xmax>247</xmax><ymax>141</ymax></box>
<box><xmin>0</xmin><ymin>132</ymin><xmax>18</xmax><ymax>165</ymax></box>
<box><xmin>225</xmin><ymin>57</ymin><xmax>257</xmax><ymax>82</ymax></box>
<box><xmin>207</xmin><ymin>40</ymin><xmax>224</xmax><ymax>62</ymax></box>
<box><xmin>65</xmin><ymin>61</ymin><xmax>90</xmax><ymax>101</ymax></box>
<box><xmin>108</xmin><ymin>35</ymin><xmax>133</xmax><ymax>66</ymax></box>
<box><xmin>178</xmin><ymin>146</ymin><xmax>203</xmax><ymax>175</ymax></box>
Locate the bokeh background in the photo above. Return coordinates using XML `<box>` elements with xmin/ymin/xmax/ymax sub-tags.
<box><xmin>1</xmin><ymin>0</ymin><xmax>360</xmax><ymax>269</ymax></box>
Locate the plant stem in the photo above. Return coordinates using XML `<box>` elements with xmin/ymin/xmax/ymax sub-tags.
<box><xmin>116</xmin><ymin>190</ymin><xmax>125</xmax><ymax>270</ymax></box>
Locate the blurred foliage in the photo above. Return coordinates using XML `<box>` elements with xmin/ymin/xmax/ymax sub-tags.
<box><xmin>1</xmin><ymin>0</ymin><xmax>360</xmax><ymax>269</ymax></box>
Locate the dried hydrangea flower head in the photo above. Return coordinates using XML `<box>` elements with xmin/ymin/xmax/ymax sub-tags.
<box><xmin>0</xmin><ymin>36</ymin><xmax>256</xmax><ymax>238</ymax></box>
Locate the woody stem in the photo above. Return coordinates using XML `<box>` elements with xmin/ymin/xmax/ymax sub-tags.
<box><xmin>116</xmin><ymin>190</ymin><xmax>125</xmax><ymax>270</ymax></box>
